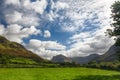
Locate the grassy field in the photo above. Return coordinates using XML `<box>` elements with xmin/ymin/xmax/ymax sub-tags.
<box><xmin>0</xmin><ymin>68</ymin><xmax>120</xmax><ymax>80</ymax></box>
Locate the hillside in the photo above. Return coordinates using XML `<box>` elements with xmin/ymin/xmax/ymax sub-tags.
<box><xmin>51</xmin><ymin>55</ymin><xmax>72</xmax><ymax>63</ymax></box>
<box><xmin>0</xmin><ymin>36</ymin><xmax>46</xmax><ymax>64</ymax></box>
<box><xmin>95</xmin><ymin>45</ymin><xmax>120</xmax><ymax>62</ymax></box>
<box><xmin>71</xmin><ymin>54</ymin><xmax>99</xmax><ymax>64</ymax></box>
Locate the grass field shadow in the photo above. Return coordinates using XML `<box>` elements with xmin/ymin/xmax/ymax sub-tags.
<box><xmin>73</xmin><ymin>75</ymin><xmax>120</xmax><ymax>80</ymax></box>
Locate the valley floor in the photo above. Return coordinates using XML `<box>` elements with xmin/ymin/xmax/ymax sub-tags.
<box><xmin>0</xmin><ymin>68</ymin><xmax>120</xmax><ymax>80</ymax></box>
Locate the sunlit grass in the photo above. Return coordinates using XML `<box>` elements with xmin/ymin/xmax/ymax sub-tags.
<box><xmin>0</xmin><ymin>68</ymin><xmax>120</xmax><ymax>80</ymax></box>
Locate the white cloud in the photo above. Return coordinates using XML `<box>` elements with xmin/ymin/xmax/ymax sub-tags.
<box><xmin>4</xmin><ymin>8</ymin><xmax>40</xmax><ymax>27</ymax></box>
<box><xmin>21</xmin><ymin>0</ymin><xmax>47</xmax><ymax>14</ymax></box>
<box><xmin>67</xmin><ymin>26</ymin><xmax>115</xmax><ymax>57</ymax></box>
<box><xmin>32</xmin><ymin>0</ymin><xmax>48</xmax><ymax>14</ymax></box>
<box><xmin>0</xmin><ymin>24</ymin><xmax>5</xmax><ymax>35</ymax></box>
<box><xmin>5</xmin><ymin>0</ymin><xmax>20</xmax><ymax>5</ymax></box>
<box><xmin>25</xmin><ymin>39</ymin><xmax>66</xmax><ymax>59</ymax></box>
<box><xmin>46</xmin><ymin>0</ymin><xmax>69</xmax><ymax>22</ymax></box>
<box><xmin>58</xmin><ymin>0</ymin><xmax>118</xmax><ymax>32</ymax></box>
<box><xmin>70</xmin><ymin>32</ymin><xmax>91</xmax><ymax>41</ymax></box>
<box><xmin>0</xmin><ymin>24</ymin><xmax>41</xmax><ymax>43</ymax></box>
<box><xmin>5</xmin><ymin>11</ymin><xmax>22</xmax><ymax>24</ymax></box>
<box><xmin>27</xmin><ymin>39</ymin><xmax>66</xmax><ymax>50</ymax></box>
<box><xmin>44</xmin><ymin>30</ymin><xmax>51</xmax><ymax>38</ymax></box>
<box><xmin>18</xmin><ymin>13</ymin><xmax>40</xmax><ymax>27</ymax></box>
<box><xmin>54</xmin><ymin>1</ymin><xmax>69</xmax><ymax>10</ymax></box>
<box><xmin>0</xmin><ymin>0</ymin><xmax>47</xmax><ymax>43</ymax></box>
<box><xmin>42</xmin><ymin>41</ymin><xmax>66</xmax><ymax>50</ymax></box>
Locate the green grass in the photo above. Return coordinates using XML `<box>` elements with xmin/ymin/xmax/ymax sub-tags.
<box><xmin>0</xmin><ymin>68</ymin><xmax>120</xmax><ymax>80</ymax></box>
<box><xmin>10</xmin><ymin>58</ymin><xmax>37</xmax><ymax>64</ymax></box>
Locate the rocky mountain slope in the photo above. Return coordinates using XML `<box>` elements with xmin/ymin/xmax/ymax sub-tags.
<box><xmin>95</xmin><ymin>45</ymin><xmax>120</xmax><ymax>62</ymax></box>
<box><xmin>51</xmin><ymin>55</ymin><xmax>72</xmax><ymax>63</ymax></box>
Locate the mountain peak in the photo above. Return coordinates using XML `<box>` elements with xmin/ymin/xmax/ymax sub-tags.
<box><xmin>51</xmin><ymin>55</ymin><xmax>72</xmax><ymax>63</ymax></box>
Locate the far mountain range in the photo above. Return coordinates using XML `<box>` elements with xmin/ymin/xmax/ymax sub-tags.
<box><xmin>51</xmin><ymin>45</ymin><xmax>120</xmax><ymax>64</ymax></box>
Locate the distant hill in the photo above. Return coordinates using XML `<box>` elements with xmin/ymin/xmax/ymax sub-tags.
<box><xmin>51</xmin><ymin>54</ymin><xmax>99</xmax><ymax>64</ymax></box>
<box><xmin>70</xmin><ymin>45</ymin><xmax>120</xmax><ymax>64</ymax></box>
<box><xmin>71</xmin><ymin>45</ymin><xmax>120</xmax><ymax>64</ymax></box>
<box><xmin>0</xmin><ymin>36</ymin><xmax>46</xmax><ymax>64</ymax></box>
<box><xmin>51</xmin><ymin>55</ymin><xmax>72</xmax><ymax>63</ymax></box>
<box><xmin>95</xmin><ymin>45</ymin><xmax>120</xmax><ymax>62</ymax></box>
<box><xmin>70</xmin><ymin>54</ymin><xmax>99</xmax><ymax>64</ymax></box>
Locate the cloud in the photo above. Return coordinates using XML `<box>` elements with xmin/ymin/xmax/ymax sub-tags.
<box><xmin>5</xmin><ymin>0</ymin><xmax>20</xmax><ymax>5</ymax></box>
<box><xmin>32</xmin><ymin>0</ymin><xmax>48</xmax><ymax>14</ymax></box>
<box><xmin>0</xmin><ymin>24</ymin><xmax>41</xmax><ymax>43</ymax></box>
<box><xmin>54</xmin><ymin>1</ymin><xmax>69</xmax><ymax>10</ymax></box>
<box><xmin>57</xmin><ymin>0</ymin><xmax>118</xmax><ymax>32</ymax></box>
<box><xmin>22</xmin><ymin>0</ymin><xmax>48</xmax><ymax>14</ymax></box>
<box><xmin>5</xmin><ymin>10</ymin><xmax>40</xmax><ymax>27</ymax></box>
<box><xmin>18</xmin><ymin>13</ymin><xmax>40</xmax><ymax>27</ymax></box>
<box><xmin>0</xmin><ymin>0</ymin><xmax>48</xmax><ymax>43</ymax></box>
<box><xmin>5</xmin><ymin>11</ymin><xmax>22</xmax><ymax>24</ymax></box>
<box><xmin>46</xmin><ymin>0</ymin><xmax>69</xmax><ymax>21</ymax></box>
<box><xmin>44</xmin><ymin>30</ymin><xmax>51</xmax><ymax>38</ymax></box>
<box><xmin>67</xmin><ymin>25</ymin><xmax>115</xmax><ymax>57</ymax></box>
<box><xmin>26</xmin><ymin>39</ymin><xmax>66</xmax><ymax>50</ymax></box>
<box><xmin>25</xmin><ymin>39</ymin><xmax>66</xmax><ymax>59</ymax></box>
<box><xmin>0</xmin><ymin>24</ymin><xmax>5</xmax><ymax>35</ymax></box>
<box><xmin>69</xmin><ymin>32</ymin><xmax>91</xmax><ymax>43</ymax></box>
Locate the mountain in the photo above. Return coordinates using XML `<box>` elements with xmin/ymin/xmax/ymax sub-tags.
<box><xmin>51</xmin><ymin>55</ymin><xmax>72</xmax><ymax>63</ymax></box>
<box><xmin>70</xmin><ymin>45</ymin><xmax>120</xmax><ymax>64</ymax></box>
<box><xmin>70</xmin><ymin>54</ymin><xmax>99</xmax><ymax>64</ymax></box>
<box><xmin>51</xmin><ymin>54</ymin><xmax>99</xmax><ymax>64</ymax></box>
<box><xmin>0</xmin><ymin>36</ymin><xmax>46</xmax><ymax>64</ymax></box>
<box><xmin>95</xmin><ymin>45</ymin><xmax>120</xmax><ymax>62</ymax></box>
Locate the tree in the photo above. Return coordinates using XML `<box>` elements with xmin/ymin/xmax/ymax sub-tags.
<box><xmin>0</xmin><ymin>54</ymin><xmax>10</xmax><ymax>64</ymax></box>
<box><xmin>106</xmin><ymin>1</ymin><xmax>120</xmax><ymax>46</ymax></box>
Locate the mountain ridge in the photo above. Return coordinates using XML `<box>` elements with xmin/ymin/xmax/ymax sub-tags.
<box><xmin>51</xmin><ymin>54</ymin><xmax>99</xmax><ymax>64</ymax></box>
<box><xmin>95</xmin><ymin>45</ymin><xmax>120</xmax><ymax>62</ymax></box>
<box><xmin>0</xmin><ymin>36</ymin><xmax>46</xmax><ymax>64</ymax></box>
<box><xmin>51</xmin><ymin>44</ymin><xmax>120</xmax><ymax>64</ymax></box>
<box><xmin>51</xmin><ymin>55</ymin><xmax>72</xmax><ymax>63</ymax></box>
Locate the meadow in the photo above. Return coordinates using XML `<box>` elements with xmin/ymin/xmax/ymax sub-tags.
<box><xmin>0</xmin><ymin>68</ymin><xmax>120</xmax><ymax>80</ymax></box>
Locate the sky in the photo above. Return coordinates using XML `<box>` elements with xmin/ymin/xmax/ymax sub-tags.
<box><xmin>0</xmin><ymin>0</ymin><xmax>119</xmax><ymax>59</ymax></box>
